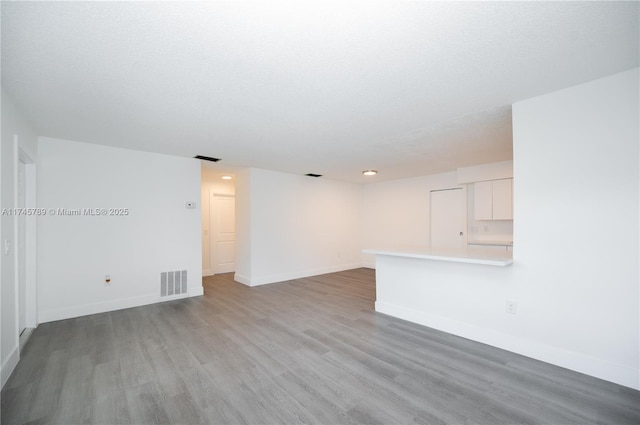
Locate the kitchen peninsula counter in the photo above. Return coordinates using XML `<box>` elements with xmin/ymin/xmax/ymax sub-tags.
<box><xmin>363</xmin><ymin>246</ymin><xmax>515</xmax><ymax>361</ymax></box>
<box><xmin>363</xmin><ymin>247</ymin><xmax>513</xmax><ymax>267</ymax></box>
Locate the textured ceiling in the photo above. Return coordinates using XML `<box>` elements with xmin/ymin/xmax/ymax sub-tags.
<box><xmin>2</xmin><ymin>1</ymin><xmax>638</xmax><ymax>183</ymax></box>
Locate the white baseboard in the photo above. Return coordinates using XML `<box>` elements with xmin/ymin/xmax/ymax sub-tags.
<box><xmin>39</xmin><ymin>291</ymin><xmax>196</xmax><ymax>323</ymax></box>
<box><xmin>375</xmin><ymin>301</ymin><xmax>639</xmax><ymax>390</ymax></box>
<box><xmin>202</xmin><ymin>269</ymin><xmax>214</xmax><ymax>277</ymax></box>
<box><xmin>234</xmin><ymin>273</ymin><xmax>251</xmax><ymax>286</ymax></box>
<box><xmin>1</xmin><ymin>343</ymin><xmax>20</xmax><ymax>389</ymax></box>
<box><xmin>238</xmin><ymin>263</ymin><xmax>363</xmax><ymax>287</ymax></box>
<box><xmin>19</xmin><ymin>328</ymin><xmax>35</xmax><ymax>352</ymax></box>
<box><xmin>189</xmin><ymin>286</ymin><xmax>204</xmax><ymax>297</ymax></box>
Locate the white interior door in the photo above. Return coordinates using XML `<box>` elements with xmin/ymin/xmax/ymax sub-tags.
<box><xmin>430</xmin><ymin>187</ymin><xmax>466</xmax><ymax>251</ymax></box>
<box><xmin>210</xmin><ymin>193</ymin><xmax>236</xmax><ymax>273</ymax></box>
<box><xmin>17</xmin><ymin>159</ymin><xmax>26</xmax><ymax>335</ymax></box>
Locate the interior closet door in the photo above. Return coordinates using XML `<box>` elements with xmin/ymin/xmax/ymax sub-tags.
<box><xmin>430</xmin><ymin>187</ymin><xmax>466</xmax><ymax>251</ymax></box>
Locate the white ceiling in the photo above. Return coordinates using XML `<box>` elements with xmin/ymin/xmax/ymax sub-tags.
<box><xmin>2</xmin><ymin>1</ymin><xmax>638</xmax><ymax>183</ymax></box>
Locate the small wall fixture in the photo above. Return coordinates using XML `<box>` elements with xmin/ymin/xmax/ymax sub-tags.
<box><xmin>221</xmin><ymin>175</ymin><xmax>232</xmax><ymax>180</ymax></box>
<box><xmin>362</xmin><ymin>170</ymin><xmax>378</xmax><ymax>176</ymax></box>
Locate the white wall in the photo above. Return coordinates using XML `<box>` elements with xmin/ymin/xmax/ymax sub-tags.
<box><xmin>37</xmin><ymin>137</ymin><xmax>202</xmax><ymax>323</ymax></box>
<box><xmin>512</xmin><ymin>68</ymin><xmax>639</xmax><ymax>388</ymax></box>
<box><xmin>1</xmin><ymin>91</ymin><xmax>38</xmax><ymax>388</ymax></box>
<box><xmin>362</xmin><ymin>171</ymin><xmax>460</xmax><ymax>267</ymax></box>
<box><xmin>235</xmin><ymin>168</ymin><xmax>363</xmax><ymax>286</ymax></box>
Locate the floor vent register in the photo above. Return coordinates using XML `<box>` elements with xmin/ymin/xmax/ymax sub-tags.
<box><xmin>161</xmin><ymin>270</ymin><xmax>188</xmax><ymax>297</ymax></box>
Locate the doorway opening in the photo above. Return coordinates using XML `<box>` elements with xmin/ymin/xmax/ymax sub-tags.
<box><xmin>16</xmin><ymin>145</ymin><xmax>37</xmax><ymax>351</ymax></box>
<box><xmin>201</xmin><ymin>165</ymin><xmax>236</xmax><ymax>276</ymax></box>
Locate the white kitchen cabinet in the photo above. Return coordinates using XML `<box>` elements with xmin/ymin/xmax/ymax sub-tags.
<box><xmin>474</xmin><ymin>178</ymin><xmax>513</xmax><ymax>220</ymax></box>
<box><xmin>474</xmin><ymin>181</ymin><xmax>493</xmax><ymax>220</ymax></box>
<box><xmin>492</xmin><ymin>178</ymin><xmax>513</xmax><ymax>219</ymax></box>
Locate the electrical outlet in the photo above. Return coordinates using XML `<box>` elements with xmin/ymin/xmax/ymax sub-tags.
<box><xmin>105</xmin><ymin>275</ymin><xmax>111</xmax><ymax>286</ymax></box>
<box><xmin>506</xmin><ymin>299</ymin><xmax>517</xmax><ymax>314</ymax></box>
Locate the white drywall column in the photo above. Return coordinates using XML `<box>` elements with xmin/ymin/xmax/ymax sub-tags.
<box><xmin>233</xmin><ymin>168</ymin><xmax>253</xmax><ymax>285</ymax></box>
<box><xmin>512</xmin><ymin>68</ymin><xmax>639</xmax><ymax>388</ymax></box>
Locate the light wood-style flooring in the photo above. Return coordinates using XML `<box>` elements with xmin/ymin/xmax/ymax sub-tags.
<box><xmin>2</xmin><ymin>268</ymin><xmax>639</xmax><ymax>424</ymax></box>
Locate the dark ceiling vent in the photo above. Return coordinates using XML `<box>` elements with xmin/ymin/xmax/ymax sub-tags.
<box><xmin>194</xmin><ymin>155</ymin><xmax>221</xmax><ymax>162</ymax></box>
<box><xmin>305</xmin><ymin>173</ymin><xmax>323</xmax><ymax>178</ymax></box>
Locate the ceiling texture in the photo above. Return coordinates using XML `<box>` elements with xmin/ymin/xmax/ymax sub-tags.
<box><xmin>2</xmin><ymin>1</ymin><xmax>638</xmax><ymax>183</ymax></box>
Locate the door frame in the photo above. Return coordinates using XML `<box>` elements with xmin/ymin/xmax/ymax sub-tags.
<box><xmin>209</xmin><ymin>191</ymin><xmax>236</xmax><ymax>274</ymax></box>
<box><xmin>14</xmin><ymin>142</ymin><xmax>37</xmax><ymax>335</ymax></box>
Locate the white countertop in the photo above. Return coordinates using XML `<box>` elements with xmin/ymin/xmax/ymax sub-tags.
<box><xmin>363</xmin><ymin>247</ymin><xmax>513</xmax><ymax>267</ymax></box>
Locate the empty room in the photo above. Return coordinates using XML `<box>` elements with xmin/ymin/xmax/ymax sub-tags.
<box><xmin>1</xmin><ymin>2</ymin><xmax>639</xmax><ymax>424</ymax></box>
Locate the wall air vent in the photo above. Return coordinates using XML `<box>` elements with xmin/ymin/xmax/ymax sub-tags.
<box><xmin>161</xmin><ymin>270</ymin><xmax>188</xmax><ymax>297</ymax></box>
<box><xmin>194</xmin><ymin>155</ymin><xmax>221</xmax><ymax>162</ymax></box>
<box><xmin>305</xmin><ymin>173</ymin><xmax>323</xmax><ymax>178</ymax></box>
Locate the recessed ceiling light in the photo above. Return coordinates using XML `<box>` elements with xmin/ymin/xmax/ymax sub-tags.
<box><xmin>221</xmin><ymin>175</ymin><xmax>232</xmax><ymax>180</ymax></box>
<box><xmin>362</xmin><ymin>170</ymin><xmax>378</xmax><ymax>176</ymax></box>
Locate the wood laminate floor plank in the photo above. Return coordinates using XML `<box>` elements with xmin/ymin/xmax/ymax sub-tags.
<box><xmin>2</xmin><ymin>268</ymin><xmax>639</xmax><ymax>425</ymax></box>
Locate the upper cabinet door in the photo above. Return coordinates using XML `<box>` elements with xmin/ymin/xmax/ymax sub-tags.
<box><xmin>473</xmin><ymin>178</ymin><xmax>513</xmax><ymax>220</ymax></box>
<box><xmin>474</xmin><ymin>180</ymin><xmax>493</xmax><ymax>220</ymax></box>
<box><xmin>492</xmin><ymin>178</ymin><xmax>513</xmax><ymax>220</ymax></box>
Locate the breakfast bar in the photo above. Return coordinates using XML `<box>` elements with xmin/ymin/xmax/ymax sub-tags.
<box><xmin>363</xmin><ymin>247</ymin><xmax>513</xmax><ymax>267</ymax></box>
<box><xmin>363</xmin><ymin>247</ymin><xmax>514</xmax><ymax>347</ymax></box>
